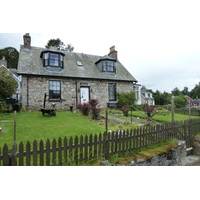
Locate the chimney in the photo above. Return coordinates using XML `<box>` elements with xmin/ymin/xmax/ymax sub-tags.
<box><xmin>108</xmin><ymin>45</ymin><xmax>118</xmax><ymax>60</ymax></box>
<box><xmin>23</xmin><ymin>33</ymin><xmax>31</xmax><ymax>49</ymax></box>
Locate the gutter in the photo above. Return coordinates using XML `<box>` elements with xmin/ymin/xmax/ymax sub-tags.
<box><xmin>17</xmin><ymin>73</ymin><xmax>137</xmax><ymax>83</ymax></box>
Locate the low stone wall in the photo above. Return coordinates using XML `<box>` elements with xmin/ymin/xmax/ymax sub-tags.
<box><xmin>102</xmin><ymin>141</ymin><xmax>187</xmax><ymax>166</ymax></box>
<box><xmin>129</xmin><ymin>141</ymin><xmax>187</xmax><ymax>166</ymax></box>
<box><xmin>193</xmin><ymin>136</ymin><xmax>200</xmax><ymax>156</ymax></box>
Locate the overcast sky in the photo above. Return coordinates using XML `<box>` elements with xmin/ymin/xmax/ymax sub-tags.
<box><xmin>1</xmin><ymin>0</ymin><xmax>200</xmax><ymax>93</ymax></box>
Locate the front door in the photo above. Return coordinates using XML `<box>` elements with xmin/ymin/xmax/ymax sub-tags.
<box><xmin>80</xmin><ymin>87</ymin><xmax>90</xmax><ymax>104</ymax></box>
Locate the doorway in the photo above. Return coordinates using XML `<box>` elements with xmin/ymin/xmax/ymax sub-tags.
<box><xmin>80</xmin><ymin>87</ymin><xmax>90</xmax><ymax>104</ymax></box>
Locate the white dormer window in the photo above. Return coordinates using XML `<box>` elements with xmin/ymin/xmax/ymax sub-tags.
<box><xmin>41</xmin><ymin>51</ymin><xmax>64</xmax><ymax>68</ymax></box>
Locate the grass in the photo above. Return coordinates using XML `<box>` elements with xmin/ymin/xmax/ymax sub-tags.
<box><xmin>1</xmin><ymin>108</ymin><xmax>199</xmax><ymax>149</ymax></box>
<box><xmin>0</xmin><ymin>111</ymin><xmax>105</xmax><ymax>148</ymax></box>
<box><xmin>130</xmin><ymin>110</ymin><xmax>200</xmax><ymax>122</ymax></box>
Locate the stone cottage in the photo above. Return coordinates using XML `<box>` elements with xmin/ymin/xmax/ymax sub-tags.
<box><xmin>17</xmin><ymin>34</ymin><xmax>138</xmax><ymax>110</ymax></box>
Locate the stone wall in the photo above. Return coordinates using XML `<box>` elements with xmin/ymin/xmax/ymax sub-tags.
<box><xmin>102</xmin><ymin>141</ymin><xmax>187</xmax><ymax>166</ymax></box>
<box><xmin>21</xmin><ymin>75</ymin><xmax>133</xmax><ymax>110</ymax></box>
<box><xmin>193</xmin><ymin>136</ymin><xmax>200</xmax><ymax>156</ymax></box>
<box><xmin>130</xmin><ymin>141</ymin><xmax>187</xmax><ymax>166</ymax></box>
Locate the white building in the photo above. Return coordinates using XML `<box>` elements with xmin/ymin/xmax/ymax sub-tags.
<box><xmin>134</xmin><ymin>84</ymin><xmax>155</xmax><ymax>105</ymax></box>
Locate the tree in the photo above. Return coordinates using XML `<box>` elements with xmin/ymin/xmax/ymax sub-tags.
<box><xmin>0</xmin><ymin>67</ymin><xmax>18</xmax><ymax>99</ymax></box>
<box><xmin>45</xmin><ymin>38</ymin><xmax>74</xmax><ymax>52</ymax></box>
<box><xmin>117</xmin><ymin>91</ymin><xmax>136</xmax><ymax>107</ymax></box>
<box><xmin>189</xmin><ymin>82</ymin><xmax>200</xmax><ymax>99</ymax></box>
<box><xmin>66</xmin><ymin>44</ymin><xmax>74</xmax><ymax>52</ymax></box>
<box><xmin>174</xmin><ymin>95</ymin><xmax>188</xmax><ymax>108</ymax></box>
<box><xmin>0</xmin><ymin>47</ymin><xmax>19</xmax><ymax>69</ymax></box>
<box><xmin>171</xmin><ymin>87</ymin><xmax>181</xmax><ymax>96</ymax></box>
<box><xmin>153</xmin><ymin>90</ymin><xmax>171</xmax><ymax>105</ymax></box>
<box><xmin>181</xmin><ymin>87</ymin><xmax>189</xmax><ymax>96</ymax></box>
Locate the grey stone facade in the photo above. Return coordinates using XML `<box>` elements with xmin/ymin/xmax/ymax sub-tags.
<box><xmin>18</xmin><ymin>34</ymin><xmax>137</xmax><ymax>110</ymax></box>
<box><xmin>21</xmin><ymin>75</ymin><xmax>134</xmax><ymax>110</ymax></box>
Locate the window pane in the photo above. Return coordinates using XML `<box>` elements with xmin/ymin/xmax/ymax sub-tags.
<box><xmin>44</xmin><ymin>52</ymin><xmax>49</xmax><ymax>59</ymax></box>
<box><xmin>107</xmin><ymin>66</ymin><xmax>114</xmax><ymax>72</ymax></box>
<box><xmin>45</xmin><ymin>60</ymin><xmax>48</xmax><ymax>66</ymax></box>
<box><xmin>49</xmin><ymin>53</ymin><xmax>60</xmax><ymax>67</ymax></box>
<box><xmin>49</xmin><ymin>81</ymin><xmax>61</xmax><ymax>100</ymax></box>
<box><xmin>108</xmin><ymin>83</ymin><xmax>116</xmax><ymax>101</ymax></box>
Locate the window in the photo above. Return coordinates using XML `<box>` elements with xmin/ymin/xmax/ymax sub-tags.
<box><xmin>102</xmin><ymin>60</ymin><xmax>115</xmax><ymax>72</ymax></box>
<box><xmin>49</xmin><ymin>81</ymin><xmax>61</xmax><ymax>101</ymax></box>
<box><xmin>108</xmin><ymin>83</ymin><xmax>116</xmax><ymax>101</ymax></box>
<box><xmin>41</xmin><ymin>51</ymin><xmax>64</xmax><ymax>68</ymax></box>
<box><xmin>76</xmin><ymin>61</ymin><xmax>83</xmax><ymax>66</ymax></box>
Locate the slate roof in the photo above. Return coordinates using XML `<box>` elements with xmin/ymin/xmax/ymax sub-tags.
<box><xmin>17</xmin><ymin>46</ymin><xmax>137</xmax><ymax>82</ymax></box>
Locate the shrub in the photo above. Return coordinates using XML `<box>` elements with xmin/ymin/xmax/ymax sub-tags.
<box><xmin>76</xmin><ymin>99</ymin><xmax>101</xmax><ymax>119</ymax></box>
<box><xmin>76</xmin><ymin>103</ymin><xmax>91</xmax><ymax>116</ymax></box>
<box><xmin>120</xmin><ymin>106</ymin><xmax>130</xmax><ymax>117</ymax></box>
<box><xmin>117</xmin><ymin>91</ymin><xmax>136</xmax><ymax>108</ymax></box>
<box><xmin>143</xmin><ymin>103</ymin><xmax>157</xmax><ymax>119</ymax></box>
<box><xmin>89</xmin><ymin>99</ymin><xmax>101</xmax><ymax>120</ymax></box>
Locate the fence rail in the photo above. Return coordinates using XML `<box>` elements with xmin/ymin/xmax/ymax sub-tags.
<box><xmin>1</xmin><ymin>118</ymin><xmax>200</xmax><ymax>166</ymax></box>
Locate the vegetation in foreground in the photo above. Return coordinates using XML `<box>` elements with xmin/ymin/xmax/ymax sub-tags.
<box><xmin>0</xmin><ymin>111</ymin><xmax>105</xmax><ymax>147</ymax></box>
<box><xmin>0</xmin><ymin>107</ymin><xmax>199</xmax><ymax>148</ymax></box>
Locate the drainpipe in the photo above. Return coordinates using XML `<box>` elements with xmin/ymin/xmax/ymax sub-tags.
<box><xmin>75</xmin><ymin>81</ymin><xmax>78</xmax><ymax>107</ymax></box>
<box><xmin>26</xmin><ymin>74</ymin><xmax>29</xmax><ymax>109</ymax></box>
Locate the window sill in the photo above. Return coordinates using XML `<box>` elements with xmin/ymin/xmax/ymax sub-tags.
<box><xmin>49</xmin><ymin>100</ymin><xmax>61</xmax><ymax>102</ymax></box>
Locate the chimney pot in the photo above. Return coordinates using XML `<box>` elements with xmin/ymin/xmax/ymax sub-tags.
<box><xmin>23</xmin><ymin>33</ymin><xmax>31</xmax><ymax>49</ymax></box>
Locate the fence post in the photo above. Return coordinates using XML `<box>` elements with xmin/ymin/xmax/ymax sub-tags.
<box><xmin>171</xmin><ymin>96</ymin><xmax>175</xmax><ymax>122</ymax></box>
<box><xmin>105</xmin><ymin>108</ymin><xmax>108</xmax><ymax>133</ymax></box>
<box><xmin>103</xmin><ymin>132</ymin><xmax>108</xmax><ymax>160</ymax></box>
<box><xmin>11</xmin><ymin>141</ymin><xmax>17</xmax><ymax>166</ymax></box>
<box><xmin>3</xmin><ymin>144</ymin><xmax>9</xmax><ymax>166</ymax></box>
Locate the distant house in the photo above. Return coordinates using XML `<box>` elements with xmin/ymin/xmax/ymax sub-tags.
<box><xmin>17</xmin><ymin>34</ymin><xmax>138</xmax><ymax>110</ymax></box>
<box><xmin>0</xmin><ymin>56</ymin><xmax>21</xmax><ymax>100</ymax></box>
<box><xmin>185</xmin><ymin>95</ymin><xmax>200</xmax><ymax>108</ymax></box>
<box><xmin>134</xmin><ymin>84</ymin><xmax>155</xmax><ymax>105</ymax></box>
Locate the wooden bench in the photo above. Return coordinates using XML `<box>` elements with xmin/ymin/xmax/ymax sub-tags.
<box><xmin>40</xmin><ymin>108</ymin><xmax>56</xmax><ymax>116</ymax></box>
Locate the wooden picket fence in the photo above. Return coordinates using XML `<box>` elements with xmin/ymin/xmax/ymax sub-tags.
<box><xmin>1</xmin><ymin>118</ymin><xmax>200</xmax><ymax>166</ymax></box>
<box><xmin>174</xmin><ymin>108</ymin><xmax>200</xmax><ymax>116</ymax></box>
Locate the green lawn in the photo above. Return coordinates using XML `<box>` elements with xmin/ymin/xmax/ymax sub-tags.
<box><xmin>131</xmin><ymin>110</ymin><xmax>200</xmax><ymax>122</ymax></box>
<box><xmin>0</xmin><ymin>111</ymin><xmax>105</xmax><ymax>148</ymax></box>
<box><xmin>1</xmin><ymin>109</ymin><xmax>199</xmax><ymax>148</ymax></box>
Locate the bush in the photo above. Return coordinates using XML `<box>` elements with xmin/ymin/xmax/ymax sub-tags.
<box><xmin>76</xmin><ymin>103</ymin><xmax>91</xmax><ymax>116</ymax></box>
<box><xmin>76</xmin><ymin>99</ymin><xmax>101</xmax><ymax>119</ymax></box>
<box><xmin>143</xmin><ymin>104</ymin><xmax>157</xmax><ymax>119</ymax></box>
<box><xmin>117</xmin><ymin>91</ymin><xmax>136</xmax><ymax>108</ymax></box>
<box><xmin>89</xmin><ymin>99</ymin><xmax>101</xmax><ymax>120</ymax></box>
<box><xmin>120</xmin><ymin>106</ymin><xmax>130</xmax><ymax>117</ymax></box>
